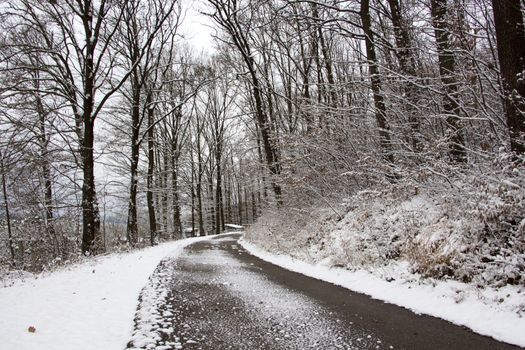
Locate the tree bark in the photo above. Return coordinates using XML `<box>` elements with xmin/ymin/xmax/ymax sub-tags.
<box><xmin>0</xmin><ymin>151</ymin><xmax>15</xmax><ymax>266</ymax></box>
<box><xmin>430</xmin><ymin>0</ymin><xmax>467</xmax><ymax>162</ymax></box>
<box><xmin>171</xmin><ymin>151</ymin><xmax>182</xmax><ymax>239</ymax></box>
<box><xmin>146</xmin><ymin>96</ymin><xmax>157</xmax><ymax>246</ymax></box>
<box><xmin>208</xmin><ymin>172</ymin><xmax>215</xmax><ymax>234</ymax></box>
<box><xmin>491</xmin><ymin>0</ymin><xmax>525</xmax><ymax>155</ymax></box>
<box><xmin>312</xmin><ymin>2</ymin><xmax>338</xmax><ymax>109</ymax></box>
<box><xmin>80</xmin><ymin>117</ymin><xmax>100</xmax><ymax>254</ymax></box>
<box><xmin>33</xmin><ymin>69</ymin><xmax>57</xmax><ymax>253</ymax></box>
<box><xmin>360</xmin><ymin>0</ymin><xmax>395</xmax><ymax>165</ymax></box>
<box><xmin>386</xmin><ymin>0</ymin><xmax>421</xmax><ymax>151</ymax></box>
<box><xmin>214</xmin><ymin>141</ymin><xmax>225</xmax><ymax>234</ymax></box>
<box><xmin>80</xmin><ymin>0</ymin><xmax>101</xmax><ymax>255</ymax></box>
<box><xmin>190</xmin><ymin>144</ymin><xmax>196</xmax><ymax>236</ymax></box>
<box><xmin>126</xmin><ymin>72</ymin><xmax>141</xmax><ymax>246</ymax></box>
<box><xmin>196</xmin><ymin>116</ymin><xmax>205</xmax><ymax>236</ymax></box>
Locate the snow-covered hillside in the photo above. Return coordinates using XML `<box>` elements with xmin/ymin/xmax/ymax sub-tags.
<box><xmin>243</xmin><ymin>172</ymin><xmax>525</xmax><ymax>347</ymax></box>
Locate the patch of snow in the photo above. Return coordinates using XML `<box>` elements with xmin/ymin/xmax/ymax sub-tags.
<box><xmin>225</xmin><ymin>223</ymin><xmax>243</xmax><ymax>229</ymax></box>
<box><xmin>239</xmin><ymin>238</ymin><xmax>525</xmax><ymax>348</ymax></box>
<box><xmin>0</xmin><ymin>236</ymin><xmax>206</xmax><ymax>350</ymax></box>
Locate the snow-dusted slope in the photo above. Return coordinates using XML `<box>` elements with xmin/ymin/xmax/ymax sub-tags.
<box><xmin>0</xmin><ymin>237</ymin><xmax>205</xmax><ymax>350</ymax></box>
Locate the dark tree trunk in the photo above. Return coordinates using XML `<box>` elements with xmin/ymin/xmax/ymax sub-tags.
<box><xmin>0</xmin><ymin>151</ymin><xmax>15</xmax><ymax>265</ymax></box>
<box><xmin>312</xmin><ymin>2</ymin><xmax>338</xmax><ymax>109</ymax></box>
<box><xmin>208</xmin><ymin>173</ymin><xmax>215</xmax><ymax>234</ymax></box>
<box><xmin>196</xmin><ymin>120</ymin><xmax>205</xmax><ymax>236</ymax></box>
<box><xmin>172</xmin><ymin>157</ymin><xmax>182</xmax><ymax>239</ymax></box>
<box><xmin>293</xmin><ymin>4</ymin><xmax>313</xmax><ymax>132</ymax></box>
<box><xmin>250</xmin><ymin>68</ymin><xmax>283</xmax><ymax>205</ymax></box>
<box><xmin>254</xmin><ymin>122</ymin><xmax>268</xmax><ymax>201</ymax></box>
<box><xmin>126</xmin><ymin>73</ymin><xmax>141</xmax><ymax>246</ymax></box>
<box><xmin>430</xmin><ymin>0</ymin><xmax>467</xmax><ymax>162</ymax></box>
<box><xmin>146</xmin><ymin>97</ymin><xmax>157</xmax><ymax>246</ymax></box>
<box><xmin>244</xmin><ymin>187</ymin><xmax>250</xmax><ymax>223</ymax></box>
<box><xmin>237</xmin><ymin>180</ymin><xmax>243</xmax><ymax>225</ymax></box>
<box><xmin>161</xmin><ymin>144</ymin><xmax>169</xmax><ymax>236</ymax></box>
<box><xmin>491</xmin><ymin>0</ymin><xmax>525</xmax><ymax>155</ymax></box>
<box><xmin>215</xmin><ymin>142</ymin><xmax>225</xmax><ymax>234</ymax></box>
<box><xmin>81</xmin><ymin>118</ymin><xmax>100</xmax><ymax>254</ymax></box>
<box><xmin>40</xmin><ymin>124</ymin><xmax>55</xmax><ymax>239</ymax></box>
<box><xmin>360</xmin><ymin>0</ymin><xmax>395</xmax><ymax>165</ymax></box>
<box><xmin>33</xmin><ymin>72</ymin><xmax>58</xmax><ymax>255</ymax></box>
<box><xmin>236</xmin><ymin>158</ymin><xmax>243</xmax><ymax>225</ymax></box>
<box><xmin>31</xmin><ymin>68</ymin><xmax>57</xmax><ymax>244</ymax></box>
<box><xmin>80</xmin><ymin>0</ymin><xmax>101</xmax><ymax>256</ymax></box>
<box><xmin>387</xmin><ymin>0</ymin><xmax>421</xmax><ymax>151</ymax></box>
<box><xmin>191</xmin><ymin>146</ymin><xmax>196</xmax><ymax>236</ymax></box>
<box><xmin>225</xmin><ymin>173</ymin><xmax>232</xmax><ymax>225</ymax></box>
<box><xmin>251</xmin><ymin>191</ymin><xmax>257</xmax><ymax>222</ymax></box>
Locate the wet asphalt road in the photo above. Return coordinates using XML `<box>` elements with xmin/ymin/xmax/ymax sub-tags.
<box><xmin>131</xmin><ymin>234</ymin><xmax>522</xmax><ymax>350</ymax></box>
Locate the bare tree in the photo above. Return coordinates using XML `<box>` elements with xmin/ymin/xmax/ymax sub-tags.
<box><xmin>207</xmin><ymin>0</ymin><xmax>283</xmax><ymax>205</ymax></box>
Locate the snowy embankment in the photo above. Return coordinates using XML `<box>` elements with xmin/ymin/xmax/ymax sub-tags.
<box><xmin>0</xmin><ymin>236</ymin><xmax>205</xmax><ymax>350</ymax></box>
<box><xmin>239</xmin><ymin>238</ymin><xmax>525</xmax><ymax>348</ymax></box>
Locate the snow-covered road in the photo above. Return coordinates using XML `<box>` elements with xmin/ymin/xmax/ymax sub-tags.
<box><xmin>127</xmin><ymin>234</ymin><xmax>520</xmax><ymax>350</ymax></box>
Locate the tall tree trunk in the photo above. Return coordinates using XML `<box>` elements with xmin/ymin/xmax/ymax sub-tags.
<box><xmin>126</xmin><ymin>74</ymin><xmax>141</xmax><ymax>245</ymax></box>
<box><xmin>237</xmin><ymin>181</ymin><xmax>243</xmax><ymax>225</ymax></box>
<box><xmin>251</xmin><ymin>191</ymin><xmax>257</xmax><ymax>223</ymax></box>
<box><xmin>311</xmin><ymin>21</ymin><xmax>328</xmax><ymax>117</ymax></box>
<box><xmin>172</xmin><ymin>155</ymin><xmax>182</xmax><ymax>239</ymax></box>
<box><xmin>244</xmin><ymin>187</ymin><xmax>250</xmax><ymax>223</ymax></box>
<box><xmin>170</xmin><ymin>106</ymin><xmax>183</xmax><ymax>239</ymax></box>
<box><xmin>31</xmin><ymin>67</ymin><xmax>57</xmax><ymax>240</ymax></box>
<box><xmin>225</xmin><ymin>173</ymin><xmax>232</xmax><ymax>225</ymax></box>
<box><xmin>81</xmin><ymin>118</ymin><xmax>100</xmax><ymax>254</ymax></box>
<box><xmin>0</xmin><ymin>151</ymin><xmax>15</xmax><ymax>266</ymax></box>
<box><xmin>255</xmin><ymin>122</ymin><xmax>268</xmax><ymax>201</ymax></box>
<box><xmin>312</xmin><ymin>2</ymin><xmax>338</xmax><ymax>109</ymax></box>
<box><xmin>250</xmin><ymin>68</ymin><xmax>283</xmax><ymax>205</ymax></box>
<box><xmin>161</xmin><ymin>143</ymin><xmax>169</xmax><ymax>237</ymax></box>
<box><xmin>387</xmin><ymin>0</ymin><xmax>421</xmax><ymax>151</ymax></box>
<box><xmin>34</xmin><ymin>73</ymin><xmax>58</xmax><ymax>254</ymax></box>
<box><xmin>208</xmin><ymin>172</ymin><xmax>215</xmax><ymax>234</ymax></box>
<box><xmin>191</xmin><ymin>145</ymin><xmax>196</xmax><ymax>236</ymax></box>
<box><xmin>80</xmin><ymin>1</ymin><xmax>101</xmax><ymax>255</ymax></box>
<box><xmin>430</xmin><ymin>0</ymin><xmax>467</xmax><ymax>162</ymax></box>
<box><xmin>360</xmin><ymin>0</ymin><xmax>395</xmax><ymax>165</ymax></box>
<box><xmin>491</xmin><ymin>0</ymin><xmax>525</xmax><ymax>155</ymax></box>
<box><xmin>215</xmin><ymin>142</ymin><xmax>225</xmax><ymax>234</ymax></box>
<box><xmin>146</xmin><ymin>96</ymin><xmax>157</xmax><ymax>246</ymax></box>
<box><xmin>293</xmin><ymin>4</ymin><xmax>313</xmax><ymax>132</ymax></box>
<box><xmin>196</xmin><ymin>122</ymin><xmax>205</xmax><ymax>236</ymax></box>
<box><xmin>237</xmin><ymin>158</ymin><xmax>243</xmax><ymax>225</ymax></box>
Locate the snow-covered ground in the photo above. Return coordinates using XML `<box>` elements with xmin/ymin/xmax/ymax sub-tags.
<box><xmin>239</xmin><ymin>238</ymin><xmax>525</xmax><ymax>348</ymax></box>
<box><xmin>0</xmin><ymin>236</ymin><xmax>206</xmax><ymax>350</ymax></box>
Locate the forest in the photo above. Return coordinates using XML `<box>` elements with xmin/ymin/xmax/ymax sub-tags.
<box><xmin>0</xmin><ymin>0</ymin><xmax>524</xmax><ymax>288</ymax></box>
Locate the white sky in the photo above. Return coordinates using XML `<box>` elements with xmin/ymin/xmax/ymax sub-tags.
<box><xmin>179</xmin><ymin>0</ymin><xmax>216</xmax><ymax>54</ymax></box>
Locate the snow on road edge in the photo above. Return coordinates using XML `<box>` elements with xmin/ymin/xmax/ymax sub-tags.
<box><xmin>239</xmin><ymin>237</ymin><xmax>525</xmax><ymax>348</ymax></box>
<box><xmin>0</xmin><ymin>236</ymin><xmax>206</xmax><ymax>350</ymax></box>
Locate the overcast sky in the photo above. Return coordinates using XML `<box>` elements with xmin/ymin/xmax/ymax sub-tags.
<box><xmin>179</xmin><ymin>0</ymin><xmax>216</xmax><ymax>54</ymax></box>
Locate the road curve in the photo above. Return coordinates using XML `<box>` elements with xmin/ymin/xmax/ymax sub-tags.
<box><xmin>128</xmin><ymin>234</ymin><xmax>521</xmax><ymax>350</ymax></box>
